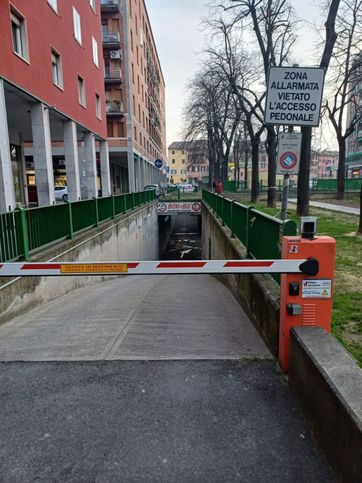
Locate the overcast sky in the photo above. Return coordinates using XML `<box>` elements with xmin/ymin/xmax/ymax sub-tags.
<box><xmin>146</xmin><ymin>0</ymin><xmax>331</xmax><ymax>148</ymax></box>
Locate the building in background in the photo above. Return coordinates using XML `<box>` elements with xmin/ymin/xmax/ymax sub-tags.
<box><xmin>0</xmin><ymin>0</ymin><xmax>109</xmax><ymax>212</ymax></box>
<box><xmin>101</xmin><ymin>0</ymin><xmax>167</xmax><ymax>193</ymax></box>
<box><xmin>310</xmin><ymin>150</ymin><xmax>339</xmax><ymax>178</ymax></box>
<box><xmin>346</xmin><ymin>56</ymin><xmax>362</xmax><ymax>177</ymax></box>
<box><xmin>168</xmin><ymin>141</ymin><xmax>209</xmax><ymax>184</ymax></box>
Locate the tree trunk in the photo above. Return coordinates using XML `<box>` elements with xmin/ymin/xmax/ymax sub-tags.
<box><xmin>337</xmin><ymin>138</ymin><xmax>346</xmax><ymax>200</ymax></box>
<box><xmin>297</xmin><ymin>126</ymin><xmax>312</xmax><ymax>216</ymax></box>
<box><xmin>266</xmin><ymin>127</ymin><xmax>277</xmax><ymax>208</ymax></box>
<box><xmin>359</xmin><ymin>185</ymin><xmax>362</xmax><ymax>235</ymax></box>
<box><xmin>251</xmin><ymin>141</ymin><xmax>260</xmax><ymax>203</ymax></box>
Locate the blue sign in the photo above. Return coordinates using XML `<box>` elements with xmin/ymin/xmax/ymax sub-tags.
<box><xmin>165</xmin><ymin>166</ymin><xmax>170</xmax><ymax>173</ymax></box>
<box><xmin>155</xmin><ymin>158</ymin><xmax>163</xmax><ymax>169</ymax></box>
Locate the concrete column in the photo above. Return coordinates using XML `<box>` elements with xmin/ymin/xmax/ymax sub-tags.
<box><xmin>31</xmin><ymin>103</ymin><xmax>55</xmax><ymax>207</ymax></box>
<box><xmin>0</xmin><ymin>80</ymin><xmax>15</xmax><ymax>212</ymax></box>
<box><xmin>127</xmin><ymin>151</ymin><xmax>135</xmax><ymax>193</ymax></box>
<box><xmin>84</xmin><ymin>132</ymin><xmax>97</xmax><ymax>199</ymax></box>
<box><xmin>100</xmin><ymin>140</ymin><xmax>111</xmax><ymax>197</ymax></box>
<box><xmin>134</xmin><ymin>157</ymin><xmax>140</xmax><ymax>192</ymax></box>
<box><xmin>140</xmin><ymin>159</ymin><xmax>145</xmax><ymax>190</ymax></box>
<box><xmin>63</xmin><ymin>120</ymin><xmax>81</xmax><ymax>202</ymax></box>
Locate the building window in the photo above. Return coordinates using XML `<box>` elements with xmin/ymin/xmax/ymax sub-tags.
<box><xmin>172</xmin><ymin>150</ymin><xmax>175</xmax><ymax>155</ymax></box>
<box><xmin>172</xmin><ymin>159</ymin><xmax>175</xmax><ymax>164</ymax></box>
<box><xmin>78</xmin><ymin>75</ymin><xmax>86</xmax><ymax>106</ymax></box>
<box><xmin>51</xmin><ymin>49</ymin><xmax>63</xmax><ymax>88</ymax></box>
<box><xmin>95</xmin><ymin>94</ymin><xmax>101</xmax><ymax>119</ymax></box>
<box><xmin>89</xmin><ymin>0</ymin><xmax>96</xmax><ymax>12</ymax></box>
<box><xmin>182</xmin><ymin>159</ymin><xmax>185</xmax><ymax>164</ymax></box>
<box><xmin>92</xmin><ymin>37</ymin><xmax>99</xmax><ymax>67</ymax></box>
<box><xmin>47</xmin><ymin>0</ymin><xmax>58</xmax><ymax>13</ymax></box>
<box><xmin>171</xmin><ymin>169</ymin><xmax>177</xmax><ymax>175</ymax></box>
<box><xmin>10</xmin><ymin>8</ymin><xmax>29</xmax><ymax>60</ymax></box>
<box><xmin>73</xmin><ymin>7</ymin><xmax>82</xmax><ymax>45</ymax></box>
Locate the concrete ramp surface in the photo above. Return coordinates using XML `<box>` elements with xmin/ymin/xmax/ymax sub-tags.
<box><xmin>0</xmin><ymin>275</ymin><xmax>333</xmax><ymax>481</ymax></box>
<box><xmin>0</xmin><ymin>275</ymin><xmax>269</xmax><ymax>361</ymax></box>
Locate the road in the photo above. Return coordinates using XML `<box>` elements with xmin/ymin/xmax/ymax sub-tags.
<box><xmin>289</xmin><ymin>198</ymin><xmax>360</xmax><ymax>215</ymax></box>
<box><xmin>0</xmin><ymin>274</ymin><xmax>333</xmax><ymax>481</ymax></box>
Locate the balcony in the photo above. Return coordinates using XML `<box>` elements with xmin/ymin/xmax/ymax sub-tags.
<box><xmin>106</xmin><ymin>100</ymin><xmax>123</xmax><ymax>116</ymax></box>
<box><xmin>105</xmin><ymin>69</ymin><xmax>122</xmax><ymax>84</ymax></box>
<box><xmin>102</xmin><ymin>31</ymin><xmax>120</xmax><ymax>48</ymax></box>
<box><xmin>100</xmin><ymin>0</ymin><xmax>120</xmax><ymax>13</ymax></box>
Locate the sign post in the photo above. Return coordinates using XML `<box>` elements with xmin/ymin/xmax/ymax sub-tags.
<box><xmin>277</xmin><ymin>131</ymin><xmax>302</xmax><ymax>222</ymax></box>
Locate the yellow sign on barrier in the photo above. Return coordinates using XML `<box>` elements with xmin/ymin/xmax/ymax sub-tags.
<box><xmin>60</xmin><ymin>263</ymin><xmax>128</xmax><ymax>274</ymax></box>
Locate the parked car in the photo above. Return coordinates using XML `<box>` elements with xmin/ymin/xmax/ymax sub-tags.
<box><xmin>54</xmin><ymin>186</ymin><xmax>68</xmax><ymax>202</ymax></box>
<box><xmin>144</xmin><ymin>184</ymin><xmax>160</xmax><ymax>196</ymax></box>
<box><xmin>178</xmin><ymin>183</ymin><xmax>194</xmax><ymax>192</ymax></box>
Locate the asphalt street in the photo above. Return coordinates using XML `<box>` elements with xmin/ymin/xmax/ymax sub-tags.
<box><xmin>0</xmin><ymin>360</ymin><xmax>333</xmax><ymax>483</ymax></box>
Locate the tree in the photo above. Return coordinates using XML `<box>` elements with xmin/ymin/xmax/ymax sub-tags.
<box><xmin>359</xmin><ymin>185</ymin><xmax>362</xmax><ymax>235</ymax></box>
<box><xmin>324</xmin><ymin>0</ymin><xmax>362</xmax><ymax>199</ymax></box>
<box><xmin>297</xmin><ymin>0</ymin><xmax>341</xmax><ymax>215</ymax></box>
<box><xmin>223</xmin><ymin>0</ymin><xmax>297</xmax><ymax>207</ymax></box>
<box><xmin>183</xmin><ymin>63</ymin><xmax>241</xmax><ymax>185</ymax></box>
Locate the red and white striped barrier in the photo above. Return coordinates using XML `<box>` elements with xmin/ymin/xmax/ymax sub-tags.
<box><xmin>0</xmin><ymin>259</ymin><xmax>318</xmax><ymax>277</ymax></box>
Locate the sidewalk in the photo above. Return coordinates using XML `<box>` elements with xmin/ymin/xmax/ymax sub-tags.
<box><xmin>289</xmin><ymin>198</ymin><xmax>360</xmax><ymax>216</ymax></box>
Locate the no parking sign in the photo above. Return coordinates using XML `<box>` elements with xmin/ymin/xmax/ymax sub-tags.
<box><xmin>277</xmin><ymin>133</ymin><xmax>302</xmax><ymax>175</ymax></box>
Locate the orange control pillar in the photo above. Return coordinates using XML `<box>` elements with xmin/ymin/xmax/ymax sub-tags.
<box><xmin>279</xmin><ymin>235</ymin><xmax>336</xmax><ymax>372</ymax></box>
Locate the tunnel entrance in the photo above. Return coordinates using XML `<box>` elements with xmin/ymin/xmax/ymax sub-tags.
<box><xmin>159</xmin><ymin>213</ymin><xmax>202</xmax><ymax>260</ymax></box>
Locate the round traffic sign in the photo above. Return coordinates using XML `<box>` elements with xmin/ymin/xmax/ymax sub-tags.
<box><xmin>279</xmin><ymin>151</ymin><xmax>298</xmax><ymax>171</ymax></box>
<box><xmin>155</xmin><ymin>158</ymin><xmax>163</xmax><ymax>169</ymax></box>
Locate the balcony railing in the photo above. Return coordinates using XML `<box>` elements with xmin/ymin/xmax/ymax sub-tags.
<box><xmin>105</xmin><ymin>69</ymin><xmax>122</xmax><ymax>83</ymax></box>
<box><xmin>106</xmin><ymin>101</ymin><xmax>123</xmax><ymax>115</ymax></box>
<box><xmin>102</xmin><ymin>31</ymin><xmax>120</xmax><ymax>45</ymax></box>
<box><xmin>100</xmin><ymin>0</ymin><xmax>120</xmax><ymax>11</ymax></box>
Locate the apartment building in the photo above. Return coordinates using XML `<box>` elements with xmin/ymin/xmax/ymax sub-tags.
<box><xmin>0</xmin><ymin>0</ymin><xmax>109</xmax><ymax>212</ymax></box>
<box><xmin>168</xmin><ymin>141</ymin><xmax>209</xmax><ymax>184</ymax></box>
<box><xmin>310</xmin><ymin>150</ymin><xmax>338</xmax><ymax>179</ymax></box>
<box><xmin>101</xmin><ymin>0</ymin><xmax>167</xmax><ymax>193</ymax></box>
<box><xmin>346</xmin><ymin>55</ymin><xmax>362</xmax><ymax>178</ymax></box>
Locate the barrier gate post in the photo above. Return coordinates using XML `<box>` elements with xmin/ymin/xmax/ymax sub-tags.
<box><xmin>279</xmin><ymin>235</ymin><xmax>336</xmax><ymax>372</ymax></box>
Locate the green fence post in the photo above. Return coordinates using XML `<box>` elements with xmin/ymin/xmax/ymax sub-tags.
<box><xmin>67</xmin><ymin>201</ymin><xmax>74</xmax><ymax>239</ymax></box>
<box><xmin>246</xmin><ymin>206</ymin><xmax>254</xmax><ymax>258</ymax></box>
<box><xmin>94</xmin><ymin>198</ymin><xmax>99</xmax><ymax>226</ymax></box>
<box><xmin>230</xmin><ymin>200</ymin><xmax>235</xmax><ymax>238</ymax></box>
<box><xmin>112</xmin><ymin>195</ymin><xmax>116</xmax><ymax>219</ymax></box>
<box><xmin>17</xmin><ymin>207</ymin><xmax>29</xmax><ymax>260</ymax></box>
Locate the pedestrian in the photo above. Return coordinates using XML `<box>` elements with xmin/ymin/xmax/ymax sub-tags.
<box><xmin>216</xmin><ymin>178</ymin><xmax>223</xmax><ymax>194</ymax></box>
<box><xmin>212</xmin><ymin>178</ymin><xmax>217</xmax><ymax>192</ymax></box>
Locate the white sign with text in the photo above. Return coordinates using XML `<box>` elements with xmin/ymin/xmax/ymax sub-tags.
<box><xmin>265</xmin><ymin>67</ymin><xmax>325</xmax><ymax>126</ymax></box>
<box><xmin>277</xmin><ymin>132</ymin><xmax>302</xmax><ymax>175</ymax></box>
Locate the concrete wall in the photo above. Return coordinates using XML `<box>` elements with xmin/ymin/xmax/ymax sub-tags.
<box><xmin>0</xmin><ymin>203</ymin><xmax>159</xmax><ymax>324</ymax></box>
<box><xmin>201</xmin><ymin>204</ymin><xmax>280</xmax><ymax>356</ymax></box>
<box><xmin>290</xmin><ymin>327</ymin><xmax>362</xmax><ymax>483</ymax></box>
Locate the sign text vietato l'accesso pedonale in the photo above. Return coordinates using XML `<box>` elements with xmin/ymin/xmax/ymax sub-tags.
<box><xmin>265</xmin><ymin>67</ymin><xmax>325</xmax><ymax>126</ymax></box>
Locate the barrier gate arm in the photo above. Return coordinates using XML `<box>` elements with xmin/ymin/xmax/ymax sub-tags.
<box><xmin>0</xmin><ymin>258</ymin><xmax>319</xmax><ymax>277</ymax></box>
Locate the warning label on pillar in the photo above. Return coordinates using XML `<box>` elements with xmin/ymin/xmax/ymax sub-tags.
<box><xmin>302</xmin><ymin>279</ymin><xmax>332</xmax><ymax>299</ymax></box>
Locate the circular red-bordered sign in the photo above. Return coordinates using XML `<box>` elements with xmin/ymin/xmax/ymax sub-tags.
<box><xmin>158</xmin><ymin>203</ymin><xmax>167</xmax><ymax>213</ymax></box>
<box><xmin>279</xmin><ymin>151</ymin><xmax>298</xmax><ymax>170</ymax></box>
<box><xmin>191</xmin><ymin>202</ymin><xmax>201</xmax><ymax>212</ymax></box>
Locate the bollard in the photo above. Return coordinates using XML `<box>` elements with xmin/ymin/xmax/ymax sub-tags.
<box><xmin>279</xmin><ymin>234</ymin><xmax>336</xmax><ymax>372</ymax></box>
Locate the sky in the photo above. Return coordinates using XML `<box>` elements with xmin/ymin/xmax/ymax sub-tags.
<box><xmin>146</xmin><ymin>0</ymin><xmax>333</xmax><ymax>149</ymax></box>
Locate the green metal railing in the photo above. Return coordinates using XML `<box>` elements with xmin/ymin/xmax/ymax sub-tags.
<box><xmin>223</xmin><ymin>178</ymin><xmax>362</xmax><ymax>193</ymax></box>
<box><xmin>0</xmin><ymin>190</ymin><xmax>156</xmax><ymax>263</ymax></box>
<box><xmin>312</xmin><ymin>178</ymin><xmax>362</xmax><ymax>191</ymax></box>
<box><xmin>202</xmin><ymin>190</ymin><xmax>297</xmax><ymax>283</ymax></box>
